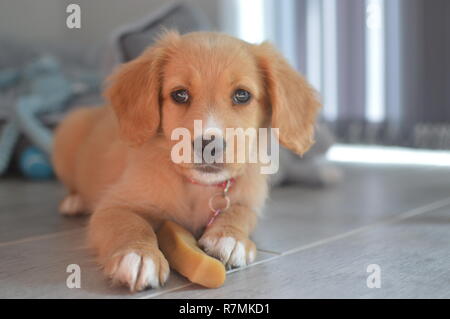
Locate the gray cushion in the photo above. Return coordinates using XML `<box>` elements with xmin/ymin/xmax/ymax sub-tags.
<box><xmin>113</xmin><ymin>1</ymin><xmax>211</xmax><ymax>63</ymax></box>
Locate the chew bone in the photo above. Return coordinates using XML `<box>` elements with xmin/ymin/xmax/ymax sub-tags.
<box><xmin>157</xmin><ymin>220</ymin><xmax>226</xmax><ymax>288</ymax></box>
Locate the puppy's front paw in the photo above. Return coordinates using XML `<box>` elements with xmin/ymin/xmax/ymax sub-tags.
<box><xmin>59</xmin><ymin>194</ymin><xmax>85</xmax><ymax>216</ymax></box>
<box><xmin>104</xmin><ymin>248</ymin><xmax>169</xmax><ymax>292</ymax></box>
<box><xmin>199</xmin><ymin>232</ymin><xmax>256</xmax><ymax>269</ymax></box>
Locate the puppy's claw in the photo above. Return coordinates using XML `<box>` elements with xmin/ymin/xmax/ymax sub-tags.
<box><xmin>106</xmin><ymin>250</ymin><xmax>170</xmax><ymax>292</ymax></box>
<box><xmin>199</xmin><ymin>235</ymin><xmax>256</xmax><ymax>269</ymax></box>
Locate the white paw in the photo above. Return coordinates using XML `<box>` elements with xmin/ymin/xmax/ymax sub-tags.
<box><xmin>106</xmin><ymin>251</ymin><xmax>169</xmax><ymax>292</ymax></box>
<box><xmin>59</xmin><ymin>194</ymin><xmax>85</xmax><ymax>216</ymax></box>
<box><xmin>199</xmin><ymin>236</ymin><xmax>256</xmax><ymax>269</ymax></box>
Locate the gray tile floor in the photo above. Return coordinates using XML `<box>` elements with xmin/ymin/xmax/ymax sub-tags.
<box><xmin>1</xmin><ymin>163</ymin><xmax>450</xmax><ymax>298</ymax></box>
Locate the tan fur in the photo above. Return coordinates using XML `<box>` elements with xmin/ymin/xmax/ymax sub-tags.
<box><xmin>52</xmin><ymin>31</ymin><xmax>320</xmax><ymax>291</ymax></box>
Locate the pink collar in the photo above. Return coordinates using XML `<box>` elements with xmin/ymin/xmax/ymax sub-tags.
<box><xmin>187</xmin><ymin>177</ymin><xmax>235</xmax><ymax>190</ymax></box>
<box><xmin>187</xmin><ymin>177</ymin><xmax>235</xmax><ymax>228</ymax></box>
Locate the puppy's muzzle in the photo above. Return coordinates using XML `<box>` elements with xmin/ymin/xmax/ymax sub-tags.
<box><xmin>193</xmin><ymin>135</ymin><xmax>226</xmax><ymax>168</ymax></box>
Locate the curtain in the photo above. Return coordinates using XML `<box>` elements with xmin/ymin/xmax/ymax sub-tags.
<box><xmin>291</xmin><ymin>0</ymin><xmax>450</xmax><ymax>150</ymax></box>
<box><xmin>221</xmin><ymin>0</ymin><xmax>450</xmax><ymax>149</ymax></box>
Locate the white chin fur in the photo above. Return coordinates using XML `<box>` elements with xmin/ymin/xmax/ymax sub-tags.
<box><xmin>190</xmin><ymin>169</ymin><xmax>231</xmax><ymax>184</ymax></box>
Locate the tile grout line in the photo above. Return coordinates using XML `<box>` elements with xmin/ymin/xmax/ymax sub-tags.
<box><xmin>145</xmin><ymin>196</ymin><xmax>450</xmax><ymax>299</ymax></box>
<box><xmin>140</xmin><ymin>251</ymin><xmax>282</xmax><ymax>298</ymax></box>
<box><xmin>282</xmin><ymin>196</ymin><xmax>450</xmax><ymax>257</ymax></box>
<box><xmin>139</xmin><ymin>283</ymin><xmax>194</xmax><ymax>299</ymax></box>
<box><xmin>141</xmin><ymin>254</ymin><xmax>283</xmax><ymax>299</ymax></box>
<box><xmin>3</xmin><ymin>195</ymin><xmax>450</xmax><ymax>251</ymax></box>
<box><xmin>256</xmin><ymin>248</ymin><xmax>282</xmax><ymax>255</ymax></box>
<box><xmin>0</xmin><ymin>227</ymin><xmax>87</xmax><ymax>248</ymax></box>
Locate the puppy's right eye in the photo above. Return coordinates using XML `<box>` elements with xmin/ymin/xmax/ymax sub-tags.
<box><xmin>171</xmin><ymin>89</ymin><xmax>190</xmax><ymax>104</ymax></box>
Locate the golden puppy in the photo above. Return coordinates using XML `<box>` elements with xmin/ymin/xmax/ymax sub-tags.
<box><xmin>52</xmin><ymin>31</ymin><xmax>320</xmax><ymax>291</ymax></box>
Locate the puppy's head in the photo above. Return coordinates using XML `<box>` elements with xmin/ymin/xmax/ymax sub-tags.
<box><xmin>106</xmin><ymin>31</ymin><xmax>320</xmax><ymax>184</ymax></box>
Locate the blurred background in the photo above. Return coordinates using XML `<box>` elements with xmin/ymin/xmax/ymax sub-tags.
<box><xmin>1</xmin><ymin>0</ymin><xmax>450</xmax><ymax>178</ymax></box>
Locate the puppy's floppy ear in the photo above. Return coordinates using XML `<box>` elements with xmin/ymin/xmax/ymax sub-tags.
<box><xmin>254</xmin><ymin>42</ymin><xmax>321</xmax><ymax>155</ymax></box>
<box><xmin>105</xmin><ymin>31</ymin><xmax>179</xmax><ymax>146</ymax></box>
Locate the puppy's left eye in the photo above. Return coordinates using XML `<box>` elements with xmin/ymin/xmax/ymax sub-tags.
<box><xmin>232</xmin><ymin>89</ymin><xmax>251</xmax><ymax>105</ymax></box>
<box><xmin>171</xmin><ymin>89</ymin><xmax>190</xmax><ymax>104</ymax></box>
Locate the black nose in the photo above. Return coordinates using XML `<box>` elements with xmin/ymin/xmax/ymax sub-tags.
<box><xmin>193</xmin><ymin>136</ymin><xmax>226</xmax><ymax>161</ymax></box>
